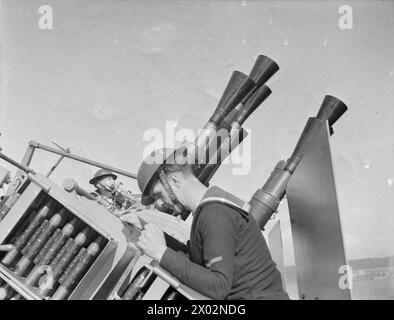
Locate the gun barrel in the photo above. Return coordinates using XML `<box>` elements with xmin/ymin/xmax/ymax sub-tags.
<box><xmin>249</xmin><ymin>55</ymin><xmax>279</xmax><ymax>87</ymax></box>
<box><xmin>219</xmin><ymin>107</ymin><xmax>240</xmax><ymax>131</ymax></box>
<box><xmin>194</xmin><ymin>72</ymin><xmax>255</xmax><ymax>159</ymax></box>
<box><xmin>249</xmin><ymin>161</ymin><xmax>290</xmax><ymax>228</ymax></box>
<box><xmin>242</xmin><ymin>55</ymin><xmax>279</xmax><ymax>104</ymax></box>
<box><xmin>231</xmin><ymin>85</ymin><xmax>272</xmax><ymax>134</ymax></box>
<box><xmin>285</xmin><ymin>96</ymin><xmax>348</xmax><ymax>173</ymax></box>
<box><xmin>209</xmin><ymin>76</ymin><xmax>255</xmax><ymax>126</ymax></box>
<box><xmin>250</xmin><ymin>95</ymin><xmax>348</xmax><ymax>229</ymax></box>
<box><xmin>197</xmin><ymin>128</ymin><xmax>247</xmax><ymax>185</ymax></box>
<box><xmin>215</xmin><ymin>71</ymin><xmax>248</xmax><ymax>119</ymax></box>
<box><xmin>219</xmin><ymin>56</ymin><xmax>278</xmax><ymax>130</ymax></box>
<box><xmin>63</xmin><ymin>179</ymin><xmax>97</xmax><ymax>200</ymax></box>
<box><xmin>316</xmin><ymin>95</ymin><xmax>348</xmax><ymax>127</ymax></box>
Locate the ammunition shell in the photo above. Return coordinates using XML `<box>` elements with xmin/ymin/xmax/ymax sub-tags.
<box><xmin>38</xmin><ymin>227</ymin><xmax>88</xmax><ymax>297</ymax></box>
<box><xmin>122</xmin><ymin>268</ymin><xmax>151</xmax><ymax>300</ymax></box>
<box><xmin>58</xmin><ymin>247</ymin><xmax>86</xmax><ymax>285</ymax></box>
<box><xmin>25</xmin><ymin>265</ymin><xmax>44</xmax><ymax>287</ymax></box>
<box><xmin>51</xmin><ymin>228</ymin><xmax>89</xmax><ymax>279</ymax></box>
<box><xmin>135</xmin><ymin>292</ymin><xmax>143</xmax><ymax>300</ymax></box>
<box><xmin>1</xmin><ymin>202</ymin><xmax>52</xmax><ymax>266</ymax></box>
<box><xmin>50</xmin><ymin>285</ymin><xmax>68</xmax><ymax>300</ymax></box>
<box><xmin>49</xmin><ymin>238</ymin><xmax>73</xmax><ymax>271</ymax></box>
<box><xmin>33</xmin><ymin>229</ymin><xmax>62</xmax><ymax>265</ymax></box>
<box><xmin>23</xmin><ymin>213</ymin><xmax>63</xmax><ymax>260</ymax></box>
<box><xmin>10</xmin><ymin>293</ymin><xmax>22</xmax><ymax>300</ymax></box>
<box><xmin>51</xmin><ymin>238</ymin><xmax>102</xmax><ymax>300</ymax></box>
<box><xmin>42</xmin><ymin>232</ymin><xmax>70</xmax><ymax>265</ymax></box>
<box><xmin>0</xmin><ymin>284</ymin><xmax>13</xmax><ymax>300</ymax></box>
<box><xmin>61</xmin><ymin>241</ymin><xmax>101</xmax><ymax>290</ymax></box>
<box><xmin>35</xmin><ymin>217</ymin><xmax>78</xmax><ymax>267</ymax></box>
<box><xmin>21</xmin><ymin>221</ymin><xmax>49</xmax><ymax>256</ymax></box>
<box><xmin>15</xmin><ymin>213</ymin><xmax>63</xmax><ymax>276</ymax></box>
<box><xmin>38</xmin><ymin>239</ymin><xmax>73</xmax><ymax>297</ymax></box>
<box><xmin>163</xmin><ymin>291</ymin><xmax>179</xmax><ymax>300</ymax></box>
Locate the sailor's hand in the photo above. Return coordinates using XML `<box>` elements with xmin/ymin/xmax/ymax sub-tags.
<box><xmin>137</xmin><ymin>224</ymin><xmax>167</xmax><ymax>262</ymax></box>
<box><xmin>120</xmin><ymin>212</ymin><xmax>142</xmax><ymax>229</ymax></box>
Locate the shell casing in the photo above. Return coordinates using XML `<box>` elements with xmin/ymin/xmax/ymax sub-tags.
<box><xmin>122</xmin><ymin>268</ymin><xmax>151</xmax><ymax>300</ymax></box>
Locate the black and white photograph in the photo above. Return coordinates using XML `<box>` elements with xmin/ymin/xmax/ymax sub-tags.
<box><xmin>0</xmin><ymin>0</ymin><xmax>393</xmax><ymax>305</ymax></box>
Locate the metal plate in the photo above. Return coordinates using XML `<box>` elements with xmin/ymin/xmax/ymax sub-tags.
<box><xmin>268</xmin><ymin>220</ymin><xmax>286</xmax><ymax>290</ymax></box>
<box><xmin>286</xmin><ymin>123</ymin><xmax>351</xmax><ymax>300</ymax></box>
<box><xmin>142</xmin><ymin>277</ymin><xmax>171</xmax><ymax>300</ymax></box>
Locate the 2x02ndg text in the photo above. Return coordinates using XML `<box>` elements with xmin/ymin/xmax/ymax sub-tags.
<box><xmin>147</xmin><ymin>304</ymin><xmax>247</xmax><ymax>317</ymax></box>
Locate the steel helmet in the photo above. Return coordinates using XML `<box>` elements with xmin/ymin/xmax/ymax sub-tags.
<box><xmin>89</xmin><ymin>169</ymin><xmax>117</xmax><ymax>185</ymax></box>
<box><xmin>138</xmin><ymin>147</ymin><xmax>185</xmax><ymax>205</ymax></box>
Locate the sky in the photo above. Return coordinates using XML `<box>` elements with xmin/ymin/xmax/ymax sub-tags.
<box><xmin>0</xmin><ymin>0</ymin><xmax>393</xmax><ymax>264</ymax></box>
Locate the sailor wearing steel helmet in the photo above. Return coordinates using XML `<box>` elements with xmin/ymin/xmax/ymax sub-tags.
<box><xmin>89</xmin><ymin>169</ymin><xmax>118</xmax><ymax>199</ymax></box>
<box><xmin>121</xmin><ymin>147</ymin><xmax>289</xmax><ymax>300</ymax></box>
<box><xmin>89</xmin><ymin>169</ymin><xmax>142</xmax><ymax>214</ymax></box>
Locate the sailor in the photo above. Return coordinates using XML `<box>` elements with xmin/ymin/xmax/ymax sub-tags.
<box><xmin>89</xmin><ymin>169</ymin><xmax>141</xmax><ymax>213</ymax></box>
<box><xmin>89</xmin><ymin>169</ymin><xmax>117</xmax><ymax>199</ymax></box>
<box><xmin>121</xmin><ymin>147</ymin><xmax>289</xmax><ymax>300</ymax></box>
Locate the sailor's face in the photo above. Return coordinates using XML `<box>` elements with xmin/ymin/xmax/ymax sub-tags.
<box><xmin>97</xmin><ymin>177</ymin><xmax>115</xmax><ymax>191</ymax></box>
<box><xmin>150</xmin><ymin>181</ymin><xmax>172</xmax><ymax>211</ymax></box>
